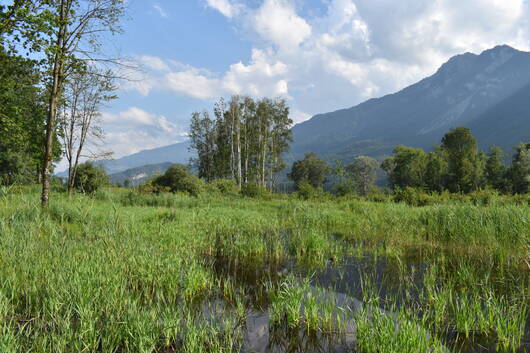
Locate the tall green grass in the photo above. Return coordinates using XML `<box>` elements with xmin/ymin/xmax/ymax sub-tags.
<box><xmin>0</xmin><ymin>187</ymin><xmax>527</xmax><ymax>352</ymax></box>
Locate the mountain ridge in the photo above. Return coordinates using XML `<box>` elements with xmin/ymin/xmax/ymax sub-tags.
<box><xmin>289</xmin><ymin>44</ymin><xmax>530</xmax><ymax>163</ymax></box>
<box><xmin>88</xmin><ymin>45</ymin><xmax>530</xmax><ymax>175</ymax></box>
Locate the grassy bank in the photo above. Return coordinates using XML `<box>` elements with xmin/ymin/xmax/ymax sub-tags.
<box><xmin>0</xmin><ymin>187</ymin><xmax>528</xmax><ymax>352</ymax></box>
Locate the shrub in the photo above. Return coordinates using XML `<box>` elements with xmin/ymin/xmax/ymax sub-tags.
<box><xmin>152</xmin><ymin>164</ymin><xmax>203</xmax><ymax>196</ymax></box>
<box><xmin>240</xmin><ymin>182</ymin><xmax>270</xmax><ymax>199</ymax></box>
<box><xmin>465</xmin><ymin>188</ymin><xmax>502</xmax><ymax>206</ymax></box>
<box><xmin>73</xmin><ymin>162</ymin><xmax>108</xmax><ymax>194</ymax></box>
<box><xmin>210</xmin><ymin>179</ymin><xmax>240</xmax><ymax>196</ymax></box>
<box><xmin>297</xmin><ymin>181</ymin><xmax>326</xmax><ymax>200</ymax></box>
<box><xmin>331</xmin><ymin>178</ymin><xmax>356</xmax><ymax>196</ymax></box>
<box><xmin>393</xmin><ymin>187</ymin><xmax>434</xmax><ymax>206</ymax></box>
<box><xmin>365</xmin><ymin>189</ymin><xmax>391</xmax><ymax>203</ymax></box>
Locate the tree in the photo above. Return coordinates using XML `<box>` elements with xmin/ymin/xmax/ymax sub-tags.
<box><xmin>0</xmin><ymin>47</ymin><xmax>62</xmax><ymax>185</ymax></box>
<box><xmin>424</xmin><ymin>149</ymin><xmax>447</xmax><ymax>192</ymax></box>
<box><xmin>288</xmin><ymin>152</ymin><xmax>330</xmax><ymax>189</ymax></box>
<box><xmin>485</xmin><ymin>146</ymin><xmax>506</xmax><ymax>191</ymax></box>
<box><xmin>331</xmin><ymin>160</ymin><xmax>356</xmax><ymax>196</ymax></box>
<box><xmin>153</xmin><ymin>164</ymin><xmax>203</xmax><ymax>196</ymax></box>
<box><xmin>73</xmin><ymin>161</ymin><xmax>108</xmax><ymax>194</ymax></box>
<box><xmin>189</xmin><ymin>96</ymin><xmax>292</xmax><ymax>189</ymax></box>
<box><xmin>59</xmin><ymin>66</ymin><xmax>116</xmax><ymax>195</ymax></box>
<box><xmin>382</xmin><ymin>146</ymin><xmax>427</xmax><ymax>189</ymax></box>
<box><xmin>347</xmin><ymin>156</ymin><xmax>379</xmax><ymax>195</ymax></box>
<box><xmin>507</xmin><ymin>142</ymin><xmax>530</xmax><ymax>194</ymax></box>
<box><xmin>189</xmin><ymin>110</ymin><xmax>217</xmax><ymax>182</ymax></box>
<box><xmin>39</xmin><ymin>0</ymin><xmax>126</xmax><ymax>206</ymax></box>
<box><xmin>441</xmin><ymin>127</ymin><xmax>479</xmax><ymax>193</ymax></box>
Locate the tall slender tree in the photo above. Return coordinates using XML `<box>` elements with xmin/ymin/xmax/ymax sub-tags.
<box><xmin>59</xmin><ymin>66</ymin><xmax>116</xmax><ymax>195</ymax></box>
<box><xmin>39</xmin><ymin>0</ymin><xmax>125</xmax><ymax>206</ymax></box>
<box><xmin>189</xmin><ymin>96</ymin><xmax>292</xmax><ymax>189</ymax></box>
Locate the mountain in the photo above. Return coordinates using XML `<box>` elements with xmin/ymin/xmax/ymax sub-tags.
<box><xmin>109</xmin><ymin>162</ymin><xmax>173</xmax><ymax>186</ymax></box>
<box><xmin>290</xmin><ymin>45</ymin><xmax>530</xmax><ymax>163</ymax></box>
<box><xmin>91</xmin><ymin>45</ymin><xmax>530</xmax><ymax>176</ymax></box>
<box><xmin>97</xmin><ymin>140</ymin><xmax>191</xmax><ymax>174</ymax></box>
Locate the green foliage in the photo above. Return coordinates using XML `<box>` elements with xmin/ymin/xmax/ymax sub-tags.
<box><xmin>507</xmin><ymin>142</ymin><xmax>530</xmax><ymax>194</ymax></box>
<box><xmin>425</xmin><ymin>149</ymin><xmax>447</xmax><ymax>192</ymax></box>
<box><xmin>210</xmin><ymin>179</ymin><xmax>240</xmax><ymax>196</ymax></box>
<box><xmin>485</xmin><ymin>146</ymin><xmax>507</xmax><ymax>191</ymax></box>
<box><xmin>296</xmin><ymin>181</ymin><xmax>326</xmax><ymax>200</ymax></box>
<box><xmin>393</xmin><ymin>187</ymin><xmax>435</xmax><ymax>206</ymax></box>
<box><xmin>288</xmin><ymin>152</ymin><xmax>330</xmax><ymax>189</ymax></box>
<box><xmin>0</xmin><ymin>150</ymin><xmax>35</xmax><ymax>185</ymax></box>
<box><xmin>190</xmin><ymin>96</ymin><xmax>292</xmax><ymax>186</ymax></box>
<box><xmin>0</xmin><ymin>189</ymin><xmax>527</xmax><ymax>352</ymax></box>
<box><xmin>0</xmin><ymin>48</ymin><xmax>61</xmax><ymax>185</ymax></box>
<box><xmin>330</xmin><ymin>160</ymin><xmax>356</xmax><ymax>196</ymax></box>
<box><xmin>331</xmin><ymin>178</ymin><xmax>357</xmax><ymax>196</ymax></box>
<box><xmin>382</xmin><ymin>128</ymin><xmax>526</xmax><ymax>196</ymax></box>
<box><xmin>441</xmin><ymin>127</ymin><xmax>480</xmax><ymax>193</ymax></box>
<box><xmin>240</xmin><ymin>182</ymin><xmax>270</xmax><ymax>199</ymax></box>
<box><xmin>153</xmin><ymin>164</ymin><xmax>204</xmax><ymax>196</ymax></box>
<box><xmin>346</xmin><ymin>156</ymin><xmax>379</xmax><ymax>195</ymax></box>
<box><xmin>73</xmin><ymin>162</ymin><xmax>109</xmax><ymax>194</ymax></box>
<box><xmin>382</xmin><ymin>145</ymin><xmax>427</xmax><ymax>189</ymax></box>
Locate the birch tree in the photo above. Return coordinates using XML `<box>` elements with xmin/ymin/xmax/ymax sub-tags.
<box><xmin>189</xmin><ymin>96</ymin><xmax>293</xmax><ymax>189</ymax></box>
<box><xmin>40</xmin><ymin>0</ymin><xmax>125</xmax><ymax>206</ymax></box>
<box><xmin>59</xmin><ymin>66</ymin><xmax>116</xmax><ymax>195</ymax></box>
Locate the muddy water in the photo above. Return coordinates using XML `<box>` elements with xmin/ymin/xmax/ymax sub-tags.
<box><xmin>207</xmin><ymin>247</ymin><xmax>529</xmax><ymax>353</ymax></box>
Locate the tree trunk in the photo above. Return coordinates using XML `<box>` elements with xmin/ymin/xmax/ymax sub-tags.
<box><xmin>41</xmin><ymin>2</ymin><xmax>66</xmax><ymax>207</ymax></box>
<box><xmin>236</xmin><ymin>113</ymin><xmax>242</xmax><ymax>188</ymax></box>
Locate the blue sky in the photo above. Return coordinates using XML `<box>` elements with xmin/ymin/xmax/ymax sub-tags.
<box><xmin>54</xmin><ymin>0</ymin><xmax>530</xmax><ymax>168</ymax></box>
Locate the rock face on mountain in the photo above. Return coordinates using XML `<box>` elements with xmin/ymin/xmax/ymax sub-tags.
<box><xmin>290</xmin><ymin>45</ymin><xmax>530</xmax><ymax>163</ymax></box>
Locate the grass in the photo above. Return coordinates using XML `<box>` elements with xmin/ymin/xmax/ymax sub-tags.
<box><xmin>0</xmin><ymin>186</ymin><xmax>528</xmax><ymax>352</ymax></box>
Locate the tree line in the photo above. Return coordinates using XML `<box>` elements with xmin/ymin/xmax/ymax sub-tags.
<box><xmin>288</xmin><ymin>127</ymin><xmax>529</xmax><ymax>195</ymax></box>
<box><xmin>0</xmin><ymin>0</ymin><xmax>125</xmax><ymax>205</ymax></box>
<box><xmin>189</xmin><ymin>96</ymin><xmax>293</xmax><ymax>189</ymax></box>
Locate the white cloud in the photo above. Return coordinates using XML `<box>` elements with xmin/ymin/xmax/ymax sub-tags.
<box><xmin>205</xmin><ymin>0</ymin><xmax>240</xmax><ymax>18</ymax></box>
<box><xmin>165</xmin><ymin>70</ymin><xmax>223</xmax><ymax>99</ymax></box>
<box><xmin>252</xmin><ymin>0</ymin><xmax>311</xmax><ymax>51</ymax></box>
<box><xmin>101</xmin><ymin>107</ymin><xmax>187</xmax><ymax>157</ymax></box>
<box><xmin>222</xmin><ymin>49</ymin><xmax>289</xmax><ymax>96</ymax></box>
<box><xmin>138</xmin><ymin>55</ymin><xmax>171</xmax><ymax>72</ymax></box>
<box><xmin>125</xmin><ymin>50</ymin><xmax>290</xmax><ymax>100</ymax></box>
<box><xmin>153</xmin><ymin>4</ymin><xmax>168</xmax><ymax>18</ymax></box>
<box><xmin>130</xmin><ymin>0</ymin><xmax>530</xmax><ymax>123</ymax></box>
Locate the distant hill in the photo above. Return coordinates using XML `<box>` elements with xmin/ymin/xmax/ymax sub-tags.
<box><xmin>289</xmin><ymin>44</ymin><xmax>530</xmax><ymax>163</ymax></box>
<box><xmin>97</xmin><ymin>140</ymin><xmax>191</xmax><ymax>174</ymax></box>
<box><xmin>89</xmin><ymin>45</ymin><xmax>530</xmax><ymax>177</ymax></box>
<box><xmin>109</xmin><ymin>162</ymin><xmax>173</xmax><ymax>186</ymax></box>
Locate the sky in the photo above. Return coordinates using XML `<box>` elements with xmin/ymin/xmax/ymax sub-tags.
<box><xmin>58</xmin><ymin>0</ymin><xmax>530</xmax><ymax>170</ymax></box>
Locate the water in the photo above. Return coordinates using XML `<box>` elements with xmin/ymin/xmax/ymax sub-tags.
<box><xmin>205</xmin><ymin>244</ymin><xmax>529</xmax><ymax>353</ymax></box>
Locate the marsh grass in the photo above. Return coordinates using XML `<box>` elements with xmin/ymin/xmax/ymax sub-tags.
<box><xmin>0</xmin><ymin>187</ymin><xmax>527</xmax><ymax>352</ymax></box>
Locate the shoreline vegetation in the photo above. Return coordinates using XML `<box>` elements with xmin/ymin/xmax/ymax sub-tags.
<box><xmin>0</xmin><ymin>186</ymin><xmax>528</xmax><ymax>352</ymax></box>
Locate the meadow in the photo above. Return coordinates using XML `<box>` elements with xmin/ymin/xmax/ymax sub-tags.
<box><xmin>0</xmin><ymin>186</ymin><xmax>528</xmax><ymax>352</ymax></box>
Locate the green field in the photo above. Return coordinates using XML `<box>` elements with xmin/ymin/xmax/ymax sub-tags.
<box><xmin>0</xmin><ymin>187</ymin><xmax>528</xmax><ymax>352</ymax></box>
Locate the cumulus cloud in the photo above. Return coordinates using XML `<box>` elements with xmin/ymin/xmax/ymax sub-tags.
<box><xmin>205</xmin><ymin>0</ymin><xmax>240</xmax><ymax>18</ymax></box>
<box><xmin>252</xmin><ymin>0</ymin><xmax>312</xmax><ymax>51</ymax></box>
<box><xmin>125</xmin><ymin>49</ymin><xmax>290</xmax><ymax>100</ymax></box>
<box><xmin>133</xmin><ymin>0</ymin><xmax>530</xmax><ymax>123</ymax></box>
<box><xmin>101</xmin><ymin>107</ymin><xmax>187</xmax><ymax>157</ymax></box>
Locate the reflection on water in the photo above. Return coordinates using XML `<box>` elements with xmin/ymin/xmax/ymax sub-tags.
<box><xmin>206</xmin><ymin>244</ymin><xmax>529</xmax><ymax>353</ymax></box>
